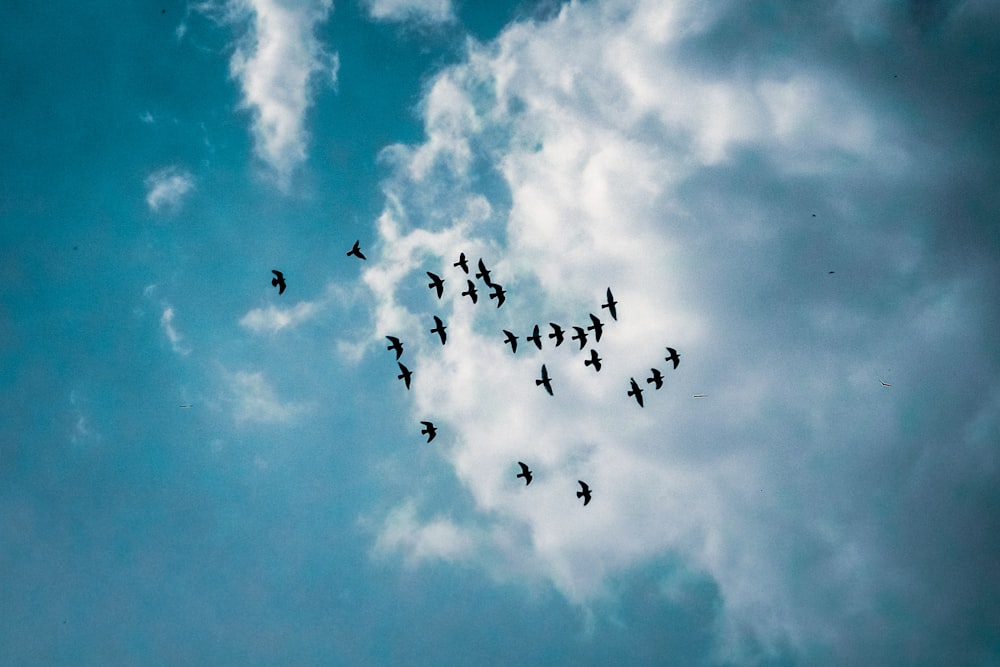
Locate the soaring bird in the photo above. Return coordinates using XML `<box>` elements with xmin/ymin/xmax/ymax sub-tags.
<box><xmin>430</xmin><ymin>316</ymin><xmax>447</xmax><ymax>345</ymax></box>
<box><xmin>489</xmin><ymin>282</ymin><xmax>506</xmax><ymax>308</ymax></box>
<box><xmin>536</xmin><ymin>364</ymin><xmax>553</xmax><ymax>396</ymax></box>
<box><xmin>347</xmin><ymin>240</ymin><xmax>366</xmax><ymax>260</ymax></box>
<box><xmin>454</xmin><ymin>252</ymin><xmax>470</xmax><ymax>274</ymax></box>
<box><xmin>516</xmin><ymin>461</ymin><xmax>533</xmax><ymax>485</ymax></box>
<box><xmin>664</xmin><ymin>347</ymin><xmax>680</xmax><ymax>370</ymax></box>
<box><xmin>475</xmin><ymin>258</ymin><xmax>493</xmax><ymax>285</ymax></box>
<box><xmin>385</xmin><ymin>335</ymin><xmax>404</xmax><ymax>360</ymax></box>
<box><xmin>584</xmin><ymin>349</ymin><xmax>602</xmax><ymax>372</ymax></box>
<box><xmin>502</xmin><ymin>330</ymin><xmax>518</xmax><ymax>354</ymax></box>
<box><xmin>571</xmin><ymin>326</ymin><xmax>588</xmax><ymax>350</ymax></box>
<box><xmin>880</xmin><ymin>379</ymin><xmax>892</xmax><ymax>387</ymax></box>
<box><xmin>587</xmin><ymin>313</ymin><xmax>604</xmax><ymax>342</ymax></box>
<box><xmin>548</xmin><ymin>323</ymin><xmax>565</xmax><ymax>347</ymax></box>
<box><xmin>420</xmin><ymin>421</ymin><xmax>437</xmax><ymax>443</ymax></box>
<box><xmin>271</xmin><ymin>270</ymin><xmax>286</xmax><ymax>294</ymax></box>
<box><xmin>601</xmin><ymin>288</ymin><xmax>618</xmax><ymax>321</ymax></box>
<box><xmin>397</xmin><ymin>362</ymin><xmax>413</xmax><ymax>389</ymax></box>
<box><xmin>647</xmin><ymin>368</ymin><xmax>664</xmax><ymax>390</ymax></box>
<box><xmin>426</xmin><ymin>272</ymin><xmax>445</xmax><ymax>299</ymax></box>
<box><xmin>179</xmin><ymin>404</ymin><xmax>193</xmax><ymax>409</ymax></box>
<box><xmin>628</xmin><ymin>377</ymin><xmax>645</xmax><ymax>407</ymax></box>
<box><xmin>576</xmin><ymin>480</ymin><xmax>592</xmax><ymax>506</ymax></box>
<box><xmin>462</xmin><ymin>280</ymin><xmax>478</xmax><ymax>304</ymax></box>
<box><xmin>526</xmin><ymin>324</ymin><xmax>543</xmax><ymax>350</ymax></box>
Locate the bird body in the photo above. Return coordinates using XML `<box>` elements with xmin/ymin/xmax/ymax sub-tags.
<box><xmin>536</xmin><ymin>364</ymin><xmax>553</xmax><ymax>395</ymax></box>
<box><xmin>628</xmin><ymin>378</ymin><xmax>644</xmax><ymax>407</ymax></box>
<box><xmin>571</xmin><ymin>326</ymin><xmax>588</xmax><ymax>350</ymax></box>
<box><xmin>647</xmin><ymin>368</ymin><xmax>664</xmax><ymax>390</ymax></box>
<box><xmin>577</xmin><ymin>480</ymin><xmax>592</xmax><ymax>506</ymax></box>
<box><xmin>489</xmin><ymin>282</ymin><xmax>506</xmax><ymax>308</ymax></box>
<box><xmin>430</xmin><ymin>316</ymin><xmax>447</xmax><ymax>345</ymax></box>
<box><xmin>584</xmin><ymin>349</ymin><xmax>602</xmax><ymax>372</ymax></box>
<box><xmin>475</xmin><ymin>258</ymin><xmax>493</xmax><ymax>285</ymax></box>
<box><xmin>587</xmin><ymin>313</ymin><xmax>604</xmax><ymax>342</ymax></box>
<box><xmin>397</xmin><ymin>362</ymin><xmax>413</xmax><ymax>389</ymax></box>
<box><xmin>347</xmin><ymin>240</ymin><xmax>366</xmax><ymax>260</ymax></box>
<box><xmin>664</xmin><ymin>347</ymin><xmax>680</xmax><ymax>370</ymax></box>
<box><xmin>454</xmin><ymin>252</ymin><xmax>469</xmax><ymax>273</ymax></box>
<box><xmin>548</xmin><ymin>323</ymin><xmax>565</xmax><ymax>347</ymax></box>
<box><xmin>602</xmin><ymin>288</ymin><xmax>618</xmax><ymax>321</ymax></box>
<box><xmin>503</xmin><ymin>330</ymin><xmax>518</xmax><ymax>353</ymax></box>
<box><xmin>516</xmin><ymin>461</ymin><xmax>532</xmax><ymax>485</ymax></box>
<box><xmin>526</xmin><ymin>325</ymin><xmax>543</xmax><ymax>350</ymax></box>
<box><xmin>420</xmin><ymin>421</ymin><xmax>437</xmax><ymax>442</ymax></box>
<box><xmin>426</xmin><ymin>272</ymin><xmax>445</xmax><ymax>298</ymax></box>
<box><xmin>271</xmin><ymin>269</ymin><xmax>286</xmax><ymax>294</ymax></box>
<box><xmin>462</xmin><ymin>280</ymin><xmax>478</xmax><ymax>303</ymax></box>
<box><xmin>385</xmin><ymin>335</ymin><xmax>404</xmax><ymax>359</ymax></box>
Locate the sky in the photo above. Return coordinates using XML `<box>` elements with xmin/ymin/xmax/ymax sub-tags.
<box><xmin>2</xmin><ymin>0</ymin><xmax>999</xmax><ymax>664</ymax></box>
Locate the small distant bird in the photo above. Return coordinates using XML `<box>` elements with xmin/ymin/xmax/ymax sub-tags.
<box><xmin>628</xmin><ymin>377</ymin><xmax>645</xmax><ymax>407</ymax></box>
<box><xmin>385</xmin><ymin>335</ymin><xmax>404</xmax><ymax>360</ymax></box>
<box><xmin>526</xmin><ymin>324</ymin><xmax>543</xmax><ymax>350</ymax></box>
<box><xmin>587</xmin><ymin>313</ymin><xmax>604</xmax><ymax>342</ymax></box>
<box><xmin>271</xmin><ymin>269</ymin><xmax>286</xmax><ymax>294</ymax></box>
<box><xmin>454</xmin><ymin>252</ymin><xmax>469</xmax><ymax>274</ymax></box>
<box><xmin>664</xmin><ymin>347</ymin><xmax>680</xmax><ymax>370</ymax></box>
<box><xmin>576</xmin><ymin>480</ymin><xmax>592</xmax><ymax>506</ymax></box>
<box><xmin>828</xmin><ymin>271</ymin><xmax>835</xmax><ymax>274</ymax></box>
<box><xmin>647</xmin><ymin>368</ymin><xmax>664</xmax><ymax>390</ymax></box>
<box><xmin>601</xmin><ymin>288</ymin><xmax>618</xmax><ymax>321</ymax></box>
<box><xmin>397</xmin><ymin>362</ymin><xmax>413</xmax><ymax>389</ymax></box>
<box><xmin>693</xmin><ymin>394</ymin><xmax>706</xmax><ymax>398</ymax></box>
<box><xmin>489</xmin><ymin>282</ymin><xmax>506</xmax><ymax>308</ymax></box>
<box><xmin>516</xmin><ymin>461</ymin><xmax>532</xmax><ymax>485</ymax></box>
<box><xmin>426</xmin><ymin>272</ymin><xmax>445</xmax><ymax>299</ymax></box>
<box><xmin>475</xmin><ymin>258</ymin><xmax>493</xmax><ymax>285</ymax></box>
<box><xmin>571</xmin><ymin>326</ymin><xmax>588</xmax><ymax>350</ymax></box>
<box><xmin>548</xmin><ymin>323</ymin><xmax>565</xmax><ymax>347</ymax></box>
<box><xmin>420</xmin><ymin>421</ymin><xmax>437</xmax><ymax>443</ymax></box>
<box><xmin>347</xmin><ymin>240</ymin><xmax>366</xmax><ymax>260</ymax></box>
<box><xmin>536</xmin><ymin>364</ymin><xmax>553</xmax><ymax>396</ymax></box>
<box><xmin>502</xmin><ymin>330</ymin><xmax>518</xmax><ymax>354</ymax></box>
<box><xmin>880</xmin><ymin>380</ymin><xmax>892</xmax><ymax>387</ymax></box>
<box><xmin>179</xmin><ymin>404</ymin><xmax>192</xmax><ymax>408</ymax></box>
<box><xmin>584</xmin><ymin>349</ymin><xmax>602</xmax><ymax>372</ymax></box>
<box><xmin>462</xmin><ymin>280</ymin><xmax>478</xmax><ymax>304</ymax></box>
<box><xmin>430</xmin><ymin>316</ymin><xmax>447</xmax><ymax>345</ymax></box>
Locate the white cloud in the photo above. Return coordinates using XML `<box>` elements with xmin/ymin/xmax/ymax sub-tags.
<box><xmin>160</xmin><ymin>305</ymin><xmax>191</xmax><ymax>355</ymax></box>
<box><xmin>239</xmin><ymin>300</ymin><xmax>321</xmax><ymax>333</ymax></box>
<box><xmin>227</xmin><ymin>370</ymin><xmax>310</xmax><ymax>424</ymax></box>
<box><xmin>145</xmin><ymin>166</ymin><xmax>195</xmax><ymax>212</ymax></box>
<box><xmin>362</xmin><ymin>0</ymin><xmax>454</xmax><ymax>25</ymax></box>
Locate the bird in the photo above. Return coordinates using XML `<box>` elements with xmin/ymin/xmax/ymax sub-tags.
<box><xmin>475</xmin><ymin>258</ymin><xmax>493</xmax><ymax>285</ymax></box>
<box><xmin>271</xmin><ymin>270</ymin><xmax>286</xmax><ymax>294</ymax></box>
<box><xmin>426</xmin><ymin>272</ymin><xmax>445</xmax><ymax>299</ymax></box>
<box><xmin>571</xmin><ymin>326</ymin><xmax>588</xmax><ymax>350</ymax></box>
<box><xmin>454</xmin><ymin>252</ymin><xmax>469</xmax><ymax>273</ymax></box>
<box><xmin>347</xmin><ymin>240</ymin><xmax>366</xmax><ymax>260</ymax></box>
<box><xmin>584</xmin><ymin>349</ymin><xmax>602</xmax><ymax>372</ymax></box>
<box><xmin>502</xmin><ymin>330</ymin><xmax>518</xmax><ymax>353</ymax></box>
<box><xmin>647</xmin><ymin>368</ymin><xmax>664</xmax><ymax>390</ymax></box>
<box><xmin>179</xmin><ymin>404</ymin><xmax>192</xmax><ymax>408</ymax></box>
<box><xmin>397</xmin><ymin>362</ymin><xmax>413</xmax><ymax>389</ymax></box>
<box><xmin>420</xmin><ymin>421</ymin><xmax>437</xmax><ymax>442</ymax></box>
<box><xmin>587</xmin><ymin>313</ymin><xmax>604</xmax><ymax>342</ymax></box>
<box><xmin>880</xmin><ymin>380</ymin><xmax>892</xmax><ymax>387</ymax></box>
<box><xmin>601</xmin><ymin>288</ymin><xmax>618</xmax><ymax>321</ymax></box>
<box><xmin>693</xmin><ymin>394</ymin><xmax>706</xmax><ymax>398</ymax></box>
<box><xmin>385</xmin><ymin>335</ymin><xmax>404</xmax><ymax>360</ymax></box>
<box><xmin>462</xmin><ymin>280</ymin><xmax>478</xmax><ymax>304</ymax></box>
<box><xmin>489</xmin><ymin>282</ymin><xmax>506</xmax><ymax>308</ymax></box>
<box><xmin>430</xmin><ymin>316</ymin><xmax>447</xmax><ymax>345</ymax></box>
<box><xmin>516</xmin><ymin>461</ymin><xmax>532</xmax><ymax>485</ymax></box>
<box><xmin>536</xmin><ymin>364</ymin><xmax>553</xmax><ymax>395</ymax></box>
<box><xmin>548</xmin><ymin>323</ymin><xmax>565</xmax><ymax>347</ymax></box>
<box><xmin>664</xmin><ymin>347</ymin><xmax>680</xmax><ymax>370</ymax></box>
<box><xmin>628</xmin><ymin>378</ymin><xmax>644</xmax><ymax>407</ymax></box>
<box><xmin>526</xmin><ymin>325</ymin><xmax>543</xmax><ymax>350</ymax></box>
<box><xmin>576</xmin><ymin>480</ymin><xmax>592</xmax><ymax>506</ymax></box>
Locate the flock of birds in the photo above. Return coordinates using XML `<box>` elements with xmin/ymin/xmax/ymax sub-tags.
<box><xmin>269</xmin><ymin>241</ymin><xmax>683</xmax><ymax>507</ymax></box>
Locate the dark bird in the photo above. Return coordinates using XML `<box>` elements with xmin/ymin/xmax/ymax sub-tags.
<box><xmin>516</xmin><ymin>461</ymin><xmax>533</xmax><ymax>485</ymax></box>
<box><xmin>664</xmin><ymin>347</ymin><xmax>680</xmax><ymax>370</ymax></box>
<box><xmin>536</xmin><ymin>364</ymin><xmax>553</xmax><ymax>396</ymax></box>
<box><xmin>526</xmin><ymin>324</ymin><xmax>543</xmax><ymax>350</ymax></box>
<box><xmin>420</xmin><ymin>421</ymin><xmax>437</xmax><ymax>443</ymax></box>
<box><xmin>584</xmin><ymin>349</ymin><xmax>602</xmax><ymax>372</ymax></box>
<box><xmin>571</xmin><ymin>326</ymin><xmax>588</xmax><ymax>350</ymax></box>
<box><xmin>576</xmin><ymin>480</ymin><xmax>592</xmax><ymax>506</ymax></box>
<box><xmin>548</xmin><ymin>323</ymin><xmax>565</xmax><ymax>347</ymax></box>
<box><xmin>426</xmin><ymin>271</ymin><xmax>445</xmax><ymax>299</ymax></box>
<box><xmin>430</xmin><ymin>316</ymin><xmax>447</xmax><ymax>345</ymax></box>
<box><xmin>454</xmin><ymin>252</ymin><xmax>469</xmax><ymax>274</ymax></box>
<box><xmin>880</xmin><ymin>379</ymin><xmax>892</xmax><ymax>387</ymax></box>
<box><xmin>489</xmin><ymin>282</ymin><xmax>506</xmax><ymax>308</ymax></box>
<box><xmin>628</xmin><ymin>377</ymin><xmax>645</xmax><ymax>407</ymax></box>
<box><xmin>385</xmin><ymin>335</ymin><xmax>404</xmax><ymax>360</ymax></box>
<box><xmin>179</xmin><ymin>404</ymin><xmax>192</xmax><ymax>408</ymax></box>
<box><xmin>502</xmin><ymin>330</ymin><xmax>518</xmax><ymax>354</ymax></box>
<box><xmin>587</xmin><ymin>313</ymin><xmax>604</xmax><ymax>342</ymax></box>
<box><xmin>601</xmin><ymin>288</ymin><xmax>618</xmax><ymax>321</ymax></box>
<box><xmin>271</xmin><ymin>269</ymin><xmax>286</xmax><ymax>294</ymax></box>
<box><xmin>462</xmin><ymin>280</ymin><xmax>479</xmax><ymax>303</ymax></box>
<box><xmin>475</xmin><ymin>258</ymin><xmax>493</xmax><ymax>285</ymax></box>
<box><xmin>347</xmin><ymin>240</ymin><xmax>366</xmax><ymax>260</ymax></box>
<box><xmin>397</xmin><ymin>362</ymin><xmax>413</xmax><ymax>389</ymax></box>
<box><xmin>647</xmin><ymin>368</ymin><xmax>664</xmax><ymax>390</ymax></box>
<box><xmin>693</xmin><ymin>394</ymin><xmax>706</xmax><ymax>398</ymax></box>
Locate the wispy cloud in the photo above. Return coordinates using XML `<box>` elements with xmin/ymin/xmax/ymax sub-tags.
<box><xmin>362</xmin><ymin>0</ymin><xmax>455</xmax><ymax>24</ymax></box>
<box><xmin>239</xmin><ymin>301</ymin><xmax>320</xmax><ymax>333</ymax></box>
<box><xmin>227</xmin><ymin>370</ymin><xmax>309</xmax><ymax>424</ymax></box>
<box><xmin>160</xmin><ymin>305</ymin><xmax>190</xmax><ymax>355</ymax></box>
<box><xmin>145</xmin><ymin>166</ymin><xmax>195</xmax><ymax>212</ymax></box>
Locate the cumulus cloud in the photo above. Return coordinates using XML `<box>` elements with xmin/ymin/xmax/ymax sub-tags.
<box><xmin>145</xmin><ymin>166</ymin><xmax>195</xmax><ymax>212</ymax></box>
<box><xmin>362</xmin><ymin>0</ymin><xmax>454</xmax><ymax>24</ymax></box>
<box><xmin>227</xmin><ymin>370</ymin><xmax>310</xmax><ymax>424</ymax></box>
<box><xmin>362</xmin><ymin>0</ymin><xmax>1000</xmax><ymax>663</ymax></box>
<box><xmin>239</xmin><ymin>301</ymin><xmax>321</xmax><ymax>333</ymax></box>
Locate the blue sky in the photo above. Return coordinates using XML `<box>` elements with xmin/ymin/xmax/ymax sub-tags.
<box><xmin>2</xmin><ymin>0</ymin><xmax>999</xmax><ymax>664</ymax></box>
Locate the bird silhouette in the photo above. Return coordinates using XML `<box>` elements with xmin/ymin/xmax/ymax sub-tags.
<box><xmin>693</xmin><ymin>394</ymin><xmax>706</xmax><ymax>398</ymax></box>
<box><xmin>647</xmin><ymin>368</ymin><xmax>664</xmax><ymax>390</ymax></box>
<box><xmin>526</xmin><ymin>324</ymin><xmax>543</xmax><ymax>350</ymax></box>
<box><xmin>475</xmin><ymin>258</ymin><xmax>493</xmax><ymax>285</ymax></box>
<box><xmin>430</xmin><ymin>316</ymin><xmax>447</xmax><ymax>345</ymax></box>
<box><xmin>601</xmin><ymin>288</ymin><xmax>618</xmax><ymax>321</ymax></box>
<box><xmin>462</xmin><ymin>280</ymin><xmax>479</xmax><ymax>304</ymax></box>
<box><xmin>571</xmin><ymin>326</ymin><xmax>588</xmax><ymax>350</ymax></box>
<box><xmin>271</xmin><ymin>270</ymin><xmax>286</xmax><ymax>294</ymax></box>
<box><xmin>397</xmin><ymin>362</ymin><xmax>413</xmax><ymax>389</ymax></box>
<box><xmin>489</xmin><ymin>282</ymin><xmax>506</xmax><ymax>308</ymax></box>
<box><xmin>628</xmin><ymin>377</ymin><xmax>644</xmax><ymax>407</ymax></box>
<box><xmin>548</xmin><ymin>323</ymin><xmax>565</xmax><ymax>347</ymax></box>
<box><xmin>385</xmin><ymin>336</ymin><xmax>404</xmax><ymax>360</ymax></box>
<box><xmin>427</xmin><ymin>272</ymin><xmax>445</xmax><ymax>298</ymax></box>
<box><xmin>577</xmin><ymin>480</ymin><xmax>592</xmax><ymax>506</ymax></box>
<box><xmin>664</xmin><ymin>347</ymin><xmax>680</xmax><ymax>370</ymax></box>
<box><xmin>587</xmin><ymin>313</ymin><xmax>604</xmax><ymax>342</ymax></box>
<box><xmin>584</xmin><ymin>349</ymin><xmax>602</xmax><ymax>372</ymax></box>
<box><xmin>516</xmin><ymin>461</ymin><xmax>533</xmax><ymax>485</ymax></box>
<box><xmin>179</xmin><ymin>404</ymin><xmax>192</xmax><ymax>408</ymax></box>
<box><xmin>503</xmin><ymin>330</ymin><xmax>518</xmax><ymax>353</ymax></box>
<box><xmin>536</xmin><ymin>364</ymin><xmax>553</xmax><ymax>395</ymax></box>
<box><xmin>420</xmin><ymin>421</ymin><xmax>437</xmax><ymax>442</ymax></box>
<box><xmin>347</xmin><ymin>240</ymin><xmax>366</xmax><ymax>260</ymax></box>
<box><xmin>454</xmin><ymin>252</ymin><xmax>469</xmax><ymax>273</ymax></box>
<box><xmin>880</xmin><ymin>379</ymin><xmax>892</xmax><ymax>387</ymax></box>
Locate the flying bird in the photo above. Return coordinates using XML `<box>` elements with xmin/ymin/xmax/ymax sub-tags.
<box><xmin>489</xmin><ymin>282</ymin><xmax>506</xmax><ymax>308</ymax></box>
<box><xmin>693</xmin><ymin>394</ymin><xmax>706</xmax><ymax>398</ymax></box>
<box><xmin>601</xmin><ymin>288</ymin><xmax>618</xmax><ymax>321</ymax></box>
<box><xmin>179</xmin><ymin>404</ymin><xmax>192</xmax><ymax>409</ymax></box>
<box><xmin>571</xmin><ymin>326</ymin><xmax>588</xmax><ymax>350</ymax></box>
<box><xmin>880</xmin><ymin>380</ymin><xmax>892</xmax><ymax>387</ymax></box>
<box><xmin>420</xmin><ymin>421</ymin><xmax>437</xmax><ymax>443</ymax></box>
<box><xmin>271</xmin><ymin>270</ymin><xmax>286</xmax><ymax>294</ymax></box>
<box><xmin>536</xmin><ymin>364</ymin><xmax>553</xmax><ymax>396</ymax></box>
<box><xmin>584</xmin><ymin>349</ymin><xmax>602</xmax><ymax>372</ymax></box>
<box><xmin>430</xmin><ymin>316</ymin><xmax>447</xmax><ymax>345</ymax></box>
<box><xmin>347</xmin><ymin>240</ymin><xmax>366</xmax><ymax>260</ymax></box>
<box><xmin>526</xmin><ymin>324</ymin><xmax>543</xmax><ymax>350</ymax></box>
<box><xmin>576</xmin><ymin>480</ymin><xmax>592</xmax><ymax>506</ymax></box>
<box><xmin>397</xmin><ymin>362</ymin><xmax>413</xmax><ymax>389</ymax></box>
<box><xmin>628</xmin><ymin>377</ymin><xmax>645</xmax><ymax>407</ymax></box>
<box><xmin>516</xmin><ymin>461</ymin><xmax>533</xmax><ymax>485</ymax></box>
<box><xmin>664</xmin><ymin>347</ymin><xmax>680</xmax><ymax>370</ymax></box>
<box><xmin>385</xmin><ymin>335</ymin><xmax>404</xmax><ymax>360</ymax></box>
<box><xmin>587</xmin><ymin>313</ymin><xmax>604</xmax><ymax>342</ymax></box>
<box><xmin>548</xmin><ymin>323</ymin><xmax>565</xmax><ymax>347</ymax></box>
<box><xmin>475</xmin><ymin>258</ymin><xmax>493</xmax><ymax>285</ymax></box>
<box><xmin>502</xmin><ymin>330</ymin><xmax>518</xmax><ymax>354</ymax></box>
<box><xmin>462</xmin><ymin>280</ymin><xmax>479</xmax><ymax>304</ymax></box>
<box><xmin>647</xmin><ymin>368</ymin><xmax>664</xmax><ymax>390</ymax></box>
<box><xmin>426</xmin><ymin>272</ymin><xmax>445</xmax><ymax>298</ymax></box>
<box><xmin>454</xmin><ymin>252</ymin><xmax>469</xmax><ymax>273</ymax></box>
